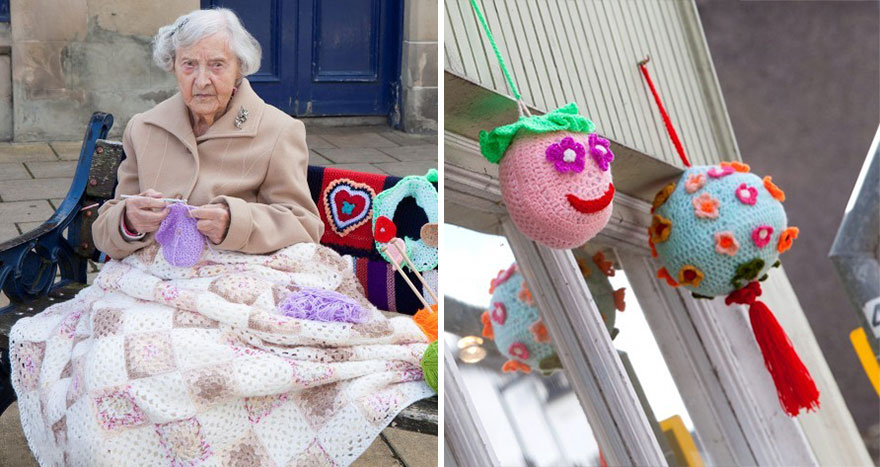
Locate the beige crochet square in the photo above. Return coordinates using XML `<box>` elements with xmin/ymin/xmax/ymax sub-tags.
<box><xmin>208</xmin><ymin>274</ymin><xmax>267</xmax><ymax>306</ymax></box>
<box><xmin>293</xmin><ymin>382</ymin><xmax>343</xmax><ymax>431</ymax></box>
<box><xmin>135</xmin><ymin>243</ymin><xmax>160</xmax><ymax>264</ymax></box>
<box><xmin>356</xmin><ymin>388</ymin><xmax>404</xmax><ymax>427</ymax></box>
<box><xmin>155</xmin><ymin>416</ymin><xmax>211</xmax><ymax>465</ymax></box>
<box><xmin>291</xmin><ymin>439</ymin><xmax>334</xmax><ymax>467</ymax></box>
<box><xmin>248</xmin><ymin>310</ymin><xmax>302</xmax><ymax>335</ymax></box>
<box><xmin>51</xmin><ymin>415</ymin><xmax>67</xmax><ymax>446</ymax></box>
<box><xmin>183</xmin><ymin>364</ymin><xmax>236</xmax><ymax>407</ymax></box>
<box><xmin>13</xmin><ymin>340</ymin><xmax>45</xmax><ymax>391</ymax></box>
<box><xmin>172</xmin><ymin>308</ymin><xmax>219</xmax><ymax>329</ymax></box>
<box><xmin>220</xmin><ymin>430</ymin><xmax>274</xmax><ymax>467</ymax></box>
<box><xmin>92</xmin><ymin>308</ymin><xmax>124</xmax><ymax>338</ymax></box>
<box><xmin>351</xmin><ymin>319</ymin><xmax>393</xmax><ymax>338</ymax></box>
<box><xmin>124</xmin><ymin>331</ymin><xmax>177</xmax><ymax>379</ymax></box>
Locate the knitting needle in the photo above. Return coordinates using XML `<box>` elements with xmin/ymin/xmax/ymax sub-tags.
<box><xmin>121</xmin><ymin>195</ymin><xmax>187</xmax><ymax>204</ymax></box>
<box><xmin>381</xmin><ymin>245</ymin><xmax>432</xmax><ymax>310</ymax></box>
<box><xmin>388</xmin><ymin>239</ymin><xmax>439</xmax><ymax>305</ymax></box>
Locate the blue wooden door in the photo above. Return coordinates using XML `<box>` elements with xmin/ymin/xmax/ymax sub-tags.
<box><xmin>201</xmin><ymin>1</ymin><xmax>402</xmax><ymax>117</ymax></box>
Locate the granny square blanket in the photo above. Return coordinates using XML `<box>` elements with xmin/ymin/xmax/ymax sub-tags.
<box><xmin>9</xmin><ymin>242</ymin><xmax>432</xmax><ymax>466</ymax></box>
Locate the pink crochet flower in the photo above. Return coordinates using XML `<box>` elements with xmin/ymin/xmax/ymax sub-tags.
<box><xmin>735</xmin><ymin>183</ymin><xmax>758</xmax><ymax>205</ymax></box>
<box><xmin>714</xmin><ymin>231</ymin><xmax>739</xmax><ymax>256</ymax></box>
<box><xmin>545</xmin><ymin>136</ymin><xmax>586</xmax><ymax>173</ymax></box>
<box><xmin>490</xmin><ymin>301</ymin><xmax>506</xmax><ymax>325</ymax></box>
<box><xmin>685</xmin><ymin>173</ymin><xmax>706</xmax><ymax>193</ymax></box>
<box><xmin>707</xmin><ymin>165</ymin><xmax>734</xmax><ymax>179</ymax></box>
<box><xmin>692</xmin><ymin>192</ymin><xmax>721</xmax><ymax>219</ymax></box>
<box><xmin>752</xmin><ymin>225</ymin><xmax>774</xmax><ymax>248</ymax></box>
<box><xmin>588</xmin><ymin>133</ymin><xmax>614</xmax><ymax>171</ymax></box>
<box><xmin>508</xmin><ymin>342</ymin><xmax>530</xmax><ymax>360</ymax></box>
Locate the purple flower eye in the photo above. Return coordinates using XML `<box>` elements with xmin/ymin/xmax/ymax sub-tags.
<box><xmin>588</xmin><ymin>133</ymin><xmax>614</xmax><ymax>171</ymax></box>
<box><xmin>545</xmin><ymin>136</ymin><xmax>586</xmax><ymax>173</ymax></box>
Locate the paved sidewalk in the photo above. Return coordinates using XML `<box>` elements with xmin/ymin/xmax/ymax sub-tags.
<box><xmin>0</xmin><ymin>124</ymin><xmax>438</xmax><ymax>466</ymax></box>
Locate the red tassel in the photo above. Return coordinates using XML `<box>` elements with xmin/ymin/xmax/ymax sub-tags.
<box><xmin>728</xmin><ymin>282</ymin><xmax>820</xmax><ymax>416</ymax></box>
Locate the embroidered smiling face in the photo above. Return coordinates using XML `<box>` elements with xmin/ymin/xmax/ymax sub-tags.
<box><xmin>499</xmin><ymin>131</ymin><xmax>614</xmax><ymax>249</ymax></box>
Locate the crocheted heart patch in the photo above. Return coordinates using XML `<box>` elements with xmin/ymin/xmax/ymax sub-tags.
<box><xmin>322</xmin><ymin>179</ymin><xmax>376</xmax><ymax>237</ymax></box>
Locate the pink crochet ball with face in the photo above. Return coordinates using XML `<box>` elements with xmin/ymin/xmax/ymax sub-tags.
<box><xmin>481</xmin><ymin>103</ymin><xmax>614</xmax><ymax>249</ymax></box>
<box><xmin>500</xmin><ymin>131</ymin><xmax>614</xmax><ymax>249</ymax></box>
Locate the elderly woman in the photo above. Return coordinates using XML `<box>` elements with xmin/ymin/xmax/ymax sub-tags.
<box><xmin>93</xmin><ymin>9</ymin><xmax>322</xmax><ymax>258</ymax></box>
<box><xmin>9</xmin><ymin>8</ymin><xmax>433</xmax><ymax>467</ymax></box>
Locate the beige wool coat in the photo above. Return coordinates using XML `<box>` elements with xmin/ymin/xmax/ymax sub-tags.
<box><xmin>93</xmin><ymin>78</ymin><xmax>324</xmax><ymax>260</ymax></box>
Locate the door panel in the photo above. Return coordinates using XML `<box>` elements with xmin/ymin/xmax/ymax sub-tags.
<box><xmin>201</xmin><ymin>0</ymin><xmax>401</xmax><ymax>117</ymax></box>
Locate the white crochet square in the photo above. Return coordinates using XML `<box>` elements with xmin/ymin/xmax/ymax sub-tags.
<box><xmin>128</xmin><ymin>371</ymin><xmax>197</xmax><ymax>424</ymax></box>
<box><xmin>82</xmin><ymin>336</ymin><xmax>128</xmax><ymax>390</ymax></box>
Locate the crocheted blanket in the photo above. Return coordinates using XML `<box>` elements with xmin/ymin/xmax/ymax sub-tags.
<box><xmin>9</xmin><ymin>242</ymin><xmax>433</xmax><ymax>466</ymax></box>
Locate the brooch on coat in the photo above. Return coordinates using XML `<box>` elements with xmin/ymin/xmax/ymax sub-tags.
<box><xmin>234</xmin><ymin>106</ymin><xmax>249</xmax><ymax>129</ymax></box>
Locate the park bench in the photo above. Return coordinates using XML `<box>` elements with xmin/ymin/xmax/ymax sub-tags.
<box><xmin>0</xmin><ymin>112</ymin><xmax>437</xmax><ymax>435</ymax></box>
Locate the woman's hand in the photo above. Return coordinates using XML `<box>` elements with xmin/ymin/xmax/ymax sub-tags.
<box><xmin>190</xmin><ymin>203</ymin><xmax>231</xmax><ymax>244</ymax></box>
<box><xmin>123</xmin><ymin>189</ymin><xmax>169</xmax><ymax>234</ymax></box>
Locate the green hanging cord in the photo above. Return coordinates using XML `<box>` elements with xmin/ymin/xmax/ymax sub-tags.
<box><xmin>469</xmin><ymin>0</ymin><xmax>521</xmax><ymax>101</ymax></box>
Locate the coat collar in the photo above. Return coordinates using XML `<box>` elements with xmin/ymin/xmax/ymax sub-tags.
<box><xmin>141</xmin><ymin>78</ymin><xmax>266</xmax><ymax>151</ymax></box>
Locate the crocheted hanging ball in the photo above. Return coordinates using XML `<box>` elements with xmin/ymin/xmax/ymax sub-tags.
<box><xmin>420</xmin><ymin>341</ymin><xmax>438</xmax><ymax>392</ymax></box>
<box><xmin>650</xmin><ymin>163</ymin><xmax>796</xmax><ymax>297</ymax></box>
<box><xmin>481</xmin><ymin>264</ymin><xmax>557</xmax><ymax>374</ymax></box>
<box><xmin>481</xmin><ymin>103</ymin><xmax>615</xmax><ymax>249</ymax></box>
<box><xmin>482</xmin><ymin>261</ymin><xmax>626</xmax><ymax>374</ymax></box>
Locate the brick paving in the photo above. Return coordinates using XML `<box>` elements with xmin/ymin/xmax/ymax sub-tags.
<box><xmin>0</xmin><ymin>124</ymin><xmax>438</xmax><ymax>466</ymax></box>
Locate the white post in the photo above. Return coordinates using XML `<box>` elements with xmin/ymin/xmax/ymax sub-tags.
<box><xmin>502</xmin><ymin>219</ymin><xmax>668</xmax><ymax>467</ymax></box>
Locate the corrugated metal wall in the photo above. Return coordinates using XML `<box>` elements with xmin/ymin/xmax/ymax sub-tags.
<box><xmin>445</xmin><ymin>0</ymin><xmax>735</xmax><ymax>166</ymax></box>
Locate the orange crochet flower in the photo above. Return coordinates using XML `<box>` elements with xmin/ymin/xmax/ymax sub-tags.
<box><xmin>652</xmin><ymin>182</ymin><xmax>676</xmax><ymax>212</ymax></box>
<box><xmin>677</xmin><ymin>265</ymin><xmax>705</xmax><ymax>288</ymax></box>
<box><xmin>721</xmin><ymin>161</ymin><xmax>751</xmax><ymax>173</ymax></box>
<box><xmin>530</xmin><ymin>320</ymin><xmax>551</xmax><ymax>343</ymax></box>
<box><xmin>502</xmin><ymin>360</ymin><xmax>531</xmax><ymax>374</ymax></box>
<box><xmin>518</xmin><ymin>281</ymin><xmax>534</xmax><ymax>305</ymax></box>
<box><xmin>657</xmin><ymin>267</ymin><xmax>679</xmax><ymax>287</ymax></box>
<box><xmin>613</xmin><ymin>288</ymin><xmax>626</xmax><ymax>312</ymax></box>
<box><xmin>778</xmin><ymin>226</ymin><xmax>799</xmax><ymax>253</ymax></box>
<box><xmin>714</xmin><ymin>231</ymin><xmax>740</xmax><ymax>256</ymax></box>
<box><xmin>692</xmin><ymin>192</ymin><xmax>721</xmax><ymax>219</ymax></box>
<box><xmin>480</xmin><ymin>311</ymin><xmax>494</xmax><ymax>340</ymax></box>
<box><xmin>593</xmin><ymin>251</ymin><xmax>615</xmax><ymax>277</ymax></box>
<box><xmin>413</xmin><ymin>304</ymin><xmax>438</xmax><ymax>342</ymax></box>
<box><xmin>577</xmin><ymin>258</ymin><xmax>593</xmax><ymax>278</ymax></box>
<box><xmin>650</xmin><ymin>214</ymin><xmax>673</xmax><ymax>243</ymax></box>
<box><xmin>684</xmin><ymin>172</ymin><xmax>706</xmax><ymax>194</ymax></box>
<box><xmin>763</xmin><ymin>176</ymin><xmax>785</xmax><ymax>202</ymax></box>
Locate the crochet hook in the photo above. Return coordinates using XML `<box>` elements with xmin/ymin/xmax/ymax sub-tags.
<box><xmin>381</xmin><ymin>243</ymin><xmax>432</xmax><ymax>310</ymax></box>
<box><xmin>388</xmin><ymin>239</ymin><xmax>439</xmax><ymax>305</ymax></box>
<box><xmin>121</xmin><ymin>195</ymin><xmax>187</xmax><ymax>204</ymax></box>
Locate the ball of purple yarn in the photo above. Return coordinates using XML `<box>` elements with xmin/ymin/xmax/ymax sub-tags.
<box><xmin>155</xmin><ymin>203</ymin><xmax>205</xmax><ymax>267</ymax></box>
<box><xmin>278</xmin><ymin>287</ymin><xmax>370</xmax><ymax>324</ymax></box>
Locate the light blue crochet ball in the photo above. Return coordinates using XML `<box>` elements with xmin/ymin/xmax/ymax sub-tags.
<box><xmin>651</xmin><ymin>164</ymin><xmax>795</xmax><ymax>297</ymax></box>
<box><xmin>483</xmin><ymin>265</ymin><xmax>557</xmax><ymax>374</ymax></box>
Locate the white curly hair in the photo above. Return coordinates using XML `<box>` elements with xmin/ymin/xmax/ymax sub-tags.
<box><xmin>152</xmin><ymin>8</ymin><xmax>262</xmax><ymax>76</ymax></box>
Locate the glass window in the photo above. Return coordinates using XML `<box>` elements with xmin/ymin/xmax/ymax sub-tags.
<box><xmin>446</xmin><ymin>223</ymin><xmax>710</xmax><ymax>466</ymax></box>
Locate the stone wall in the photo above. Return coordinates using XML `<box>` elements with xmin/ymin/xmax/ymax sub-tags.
<box><xmin>9</xmin><ymin>0</ymin><xmax>197</xmax><ymax>141</ymax></box>
<box><xmin>0</xmin><ymin>23</ymin><xmax>12</xmax><ymax>141</ymax></box>
<box><xmin>401</xmin><ymin>0</ymin><xmax>438</xmax><ymax>133</ymax></box>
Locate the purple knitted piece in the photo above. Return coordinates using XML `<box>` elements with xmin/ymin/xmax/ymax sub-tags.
<box><xmin>278</xmin><ymin>287</ymin><xmax>370</xmax><ymax>323</ymax></box>
<box><xmin>155</xmin><ymin>203</ymin><xmax>205</xmax><ymax>267</ymax></box>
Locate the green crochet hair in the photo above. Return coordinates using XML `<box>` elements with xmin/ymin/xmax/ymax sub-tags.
<box><xmin>479</xmin><ymin>102</ymin><xmax>596</xmax><ymax>164</ymax></box>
